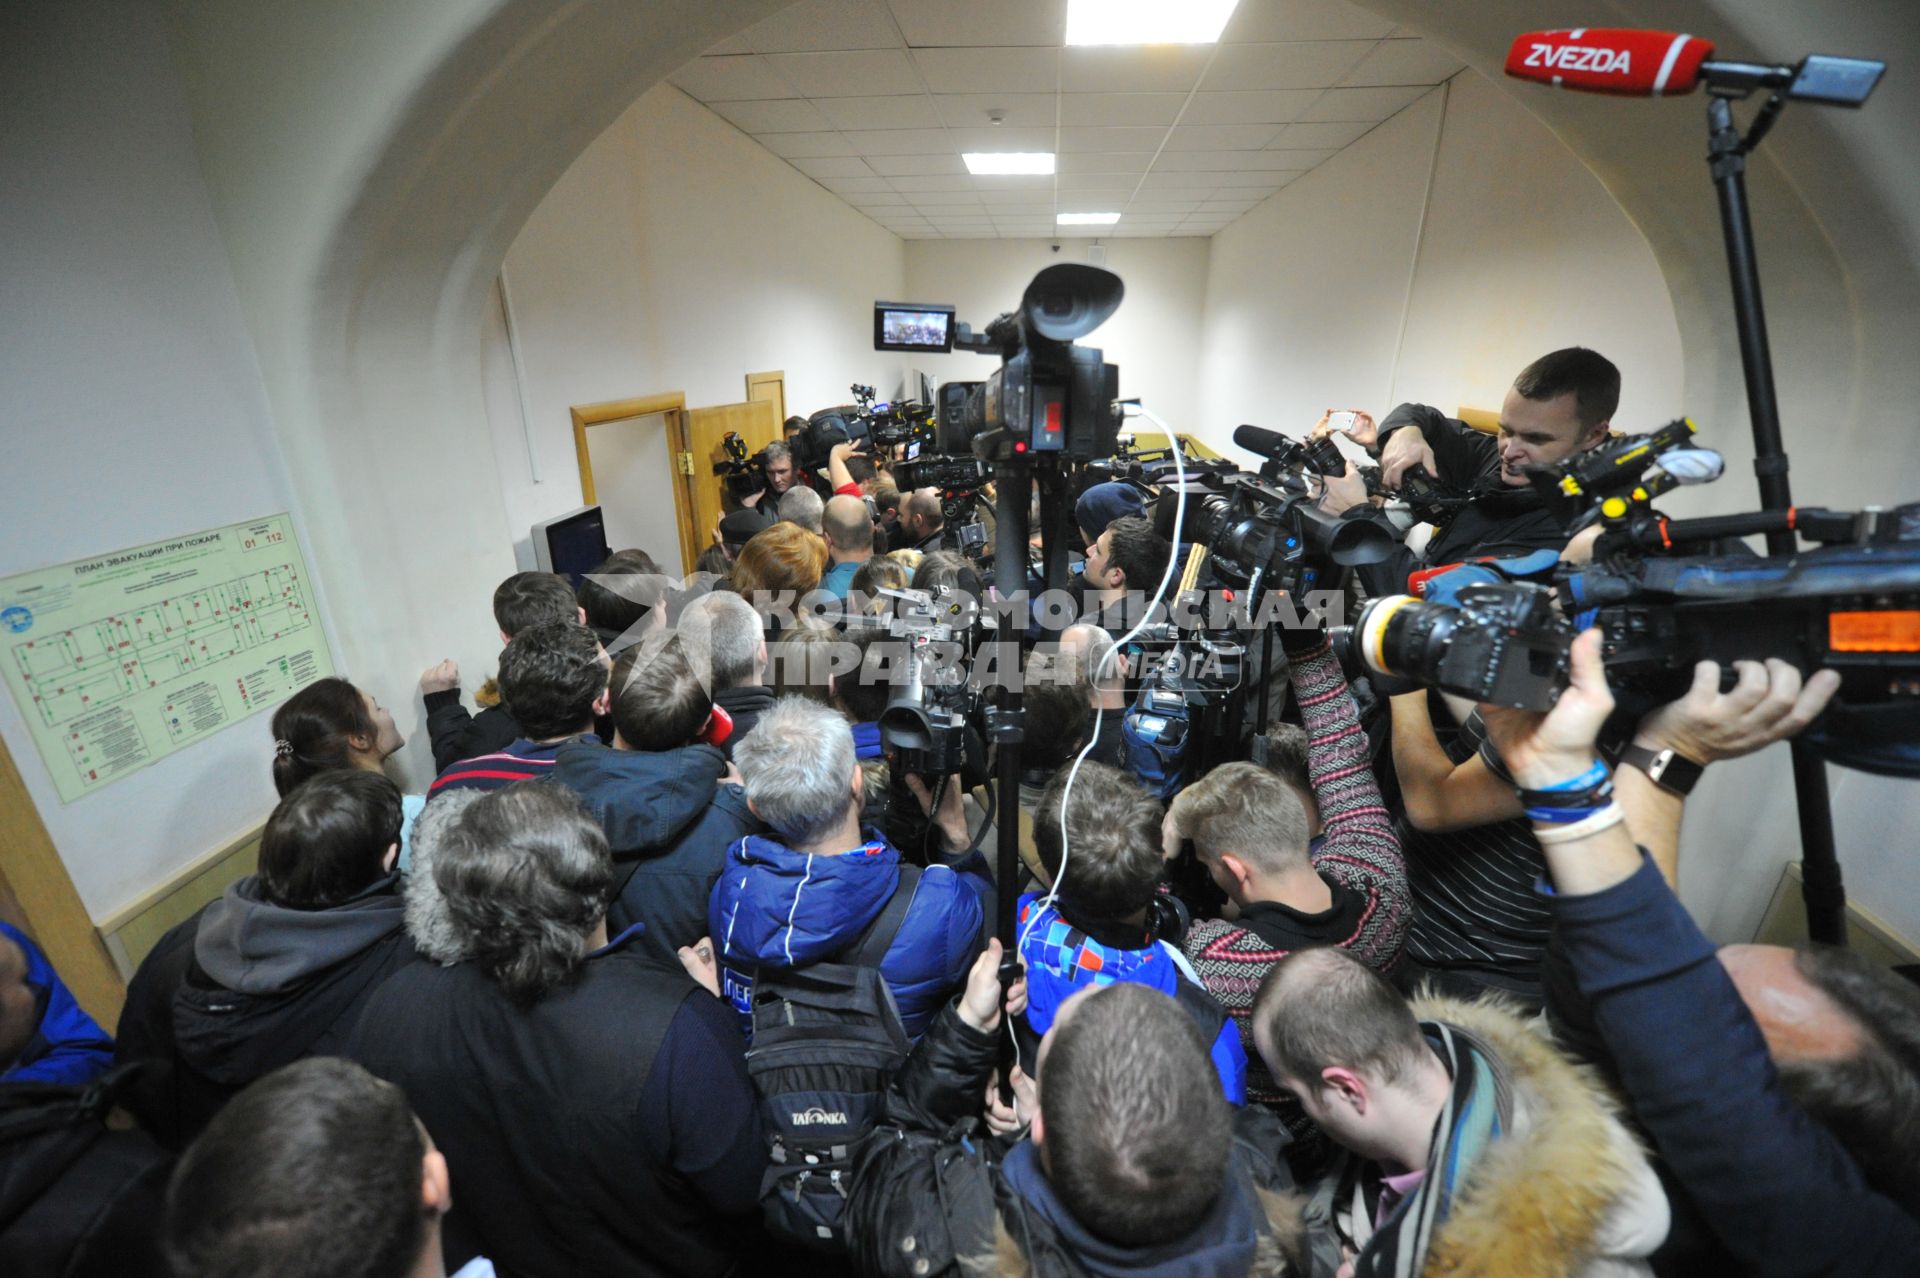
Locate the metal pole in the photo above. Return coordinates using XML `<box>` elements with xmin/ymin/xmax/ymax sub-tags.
<box><xmin>1706</xmin><ymin>94</ymin><xmax>1847</xmax><ymax>945</ymax></box>
<box><xmin>990</xmin><ymin>462</ymin><xmax>1032</xmax><ymax>955</ymax></box>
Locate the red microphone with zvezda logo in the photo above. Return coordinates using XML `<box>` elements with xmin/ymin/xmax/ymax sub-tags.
<box><xmin>1505</xmin><ymin>28</ymin><xmax>1714</xmax><ymax>96</ymax></box>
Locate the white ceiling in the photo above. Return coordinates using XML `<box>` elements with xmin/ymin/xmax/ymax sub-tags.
<box><xmin>670</xmin><ymin>0</ymin><xmax>1462</xmax><ymax>240</ymax></box>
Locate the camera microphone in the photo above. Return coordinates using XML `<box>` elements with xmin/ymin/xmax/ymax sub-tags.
<box><xmin>1232</xmin><ymin>424</ymin><xmax>1297</xmax><ymax>460</ymax></box>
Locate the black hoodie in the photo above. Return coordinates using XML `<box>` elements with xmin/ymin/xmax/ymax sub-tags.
<box><xmin>552</xmin><ymin>741</ymin><xmax>759</xmax><ymax>963</ymax></box>
<box><xmin>115</xmin><ymin>874</ymin><xmax>415</xmax><ymax>1148</ymax></box>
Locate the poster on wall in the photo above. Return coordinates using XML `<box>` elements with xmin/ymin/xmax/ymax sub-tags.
<box><xmin>0</xmin><ymin>513</ymin><xmax>333</xmax><ymax>803</ymax></box>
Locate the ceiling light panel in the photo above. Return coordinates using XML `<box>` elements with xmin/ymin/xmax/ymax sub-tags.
<box><xmin>1064</xmin><ymin>0</ymin><xmax>1241</xmax><ymax>46</ymax></box>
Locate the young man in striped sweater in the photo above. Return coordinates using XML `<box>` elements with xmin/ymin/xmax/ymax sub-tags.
<box><xmin>430</xmin><ymin>620</ymin><xmax>610</xmax><ymax>796</ymax></box>
<box><xmin>1173</xmin><ymin>628</ymin><xmax>1409</xmax><ymax>1151</ymax></box>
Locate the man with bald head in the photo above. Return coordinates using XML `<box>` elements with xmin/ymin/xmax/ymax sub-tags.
<box><xmin>902</xmin><ymin>488</ymin><xmax>946</xmax><ymax>552</ymax></box>
<box><xmin>820</xmin><ymin>493</ymin><xmax>873</xmax><ymax>600</ymax></box>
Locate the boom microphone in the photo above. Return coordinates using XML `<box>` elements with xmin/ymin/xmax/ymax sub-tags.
<box><xmin>1232</xmin><ymin>424</ymin><xmax>1299</xmax><ymax>461</ymax></box>
<box><xmin>1506</xmin><ymin>29</ymin><xmax>1885</xmax><ymax>106</ymax></box>
<box><xmin>1505</xmin><ymin>29</ymin><xmax>1713</xmax><ymax>97</ymax></box>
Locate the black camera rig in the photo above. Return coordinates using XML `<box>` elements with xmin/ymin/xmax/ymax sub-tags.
<box><xmin>1339</xmin><ymin>426</ymin><xmax>1920</xmax><ymax>778</ymax></box>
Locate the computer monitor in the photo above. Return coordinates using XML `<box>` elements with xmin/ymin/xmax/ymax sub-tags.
<box><xmin>531</xmin><ymin>506</ymin><xmax>611</xmax><ymax>589</ymax></box>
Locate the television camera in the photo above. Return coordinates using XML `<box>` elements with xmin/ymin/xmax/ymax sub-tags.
<box><xmin>1339</xmin><ymin>424</ymin><xmax>1920</xmax><ymax>778</ymax></box>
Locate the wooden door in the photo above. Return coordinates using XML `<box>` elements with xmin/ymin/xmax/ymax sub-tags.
<box><xmin>745</xmin><ymin>370</ymin><xmax>786</xmax><ymax>426</ymax></box>
<box><xmin>684</xmin><ymin>399</ymin><xmax>781</xmax><ymax>564</ymax></box>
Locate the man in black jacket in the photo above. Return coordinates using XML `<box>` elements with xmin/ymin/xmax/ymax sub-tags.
<box><xmin>115</xmin><ymin>771</ymin><xmax>417</xmax><ymax>1149</ymax></box>
<box><xmin>1318</xmin><ymin>347</ymin><xmax>1620</xmax><ymax>598</ymax></box>
<box><xmin>554</xmin><ymin>640</ymin><xmax>758</xmax><ymax>964</ymax></box>
<box><xmin>349</xmin><ymin>781</ymin><xmax>763</xmax><ymax>1278</ymax></box>
<box><xmin>419</xmin><ymin>569</ymin><xmax>583</xmax><ymax>771</ymax></box>
<box><xmin>847</xmin><ymin>962</ymin><xmax>1317</xmax><ymax>1278</ymax></box>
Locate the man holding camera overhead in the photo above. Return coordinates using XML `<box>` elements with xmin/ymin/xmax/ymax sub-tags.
<box><xmin>1313</xmin><ymin>348</ymin><xmax>1623</xmax><ymax>1008</ymax></box>
<box><xmin>1315</xmin><ymin>346</ymin><xmax>1621</xmax><ymax>598</ymax></box>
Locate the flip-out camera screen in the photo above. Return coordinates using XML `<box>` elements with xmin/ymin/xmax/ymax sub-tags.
<box><xmin>874</xmin><ymin>301</ymin><xmax>955</xmax><ymax>353</ymax></box>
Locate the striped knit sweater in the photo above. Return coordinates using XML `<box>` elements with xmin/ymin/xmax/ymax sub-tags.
<box><xmin>1182</xmin><ymin>640</ymin><xmax>1410</xmax><ymax>1113</ymax></box>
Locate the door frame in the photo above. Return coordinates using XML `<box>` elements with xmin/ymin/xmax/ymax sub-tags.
<box><xmin>745</xmin><ymin>370</ymin><xmax>786</xmax><ymax>425</ymax></box>
<box><xmin>569</xmin><ymin>392</ymin><xmax>700</xmax><ymax>575</ymax></box>
<box><xmin>0</xmin><ymin>731</ymin><xmax>125</xmax><ymax>1026</ymax></box>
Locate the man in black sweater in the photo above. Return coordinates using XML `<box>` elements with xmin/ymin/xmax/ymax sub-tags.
<box><xmin>1318</xmin><ymin>346</ymin><xmax>1621</xmax><ymax>598</ymax></box>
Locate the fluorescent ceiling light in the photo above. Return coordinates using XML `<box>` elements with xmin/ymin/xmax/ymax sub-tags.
<box><xmin>1066</xmin><ymin>0</ymin><xmax>1241</xmax><ymax>46</ymax></box>
<box><xmin>1057</xmin><ymin>212</ymin><xmax>1121</xmax><ymax>225</ymax></box>
<box><xmin>962</xmin><ymin>152</ymin><xmax>1055</xmax><ymax>175</ymax></box>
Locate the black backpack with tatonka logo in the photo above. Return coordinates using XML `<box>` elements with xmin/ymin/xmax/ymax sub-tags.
<box><xmin>746</xmin><ymin>865</ymin><xmax>920</xmax><ymax>1253</ymax></box>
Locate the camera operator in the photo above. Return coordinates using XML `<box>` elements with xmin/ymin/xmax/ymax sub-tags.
<box><xmin>1315</xmin><ymin>347</ymin><xmax>1621</xmax><ymax>597</ymax></box>
<box><xmin>1479</xmin><ymin>632</ymin><xmax>1920</xmax><ymax>1278</ymax></box>
<box><xmin>900</xmin><ymin>489</ymin><xmax>947</xmax><ymax>553</ymax></box>
<box><xmin>1081</xmin><ymin>515</ymin><xmax>1174</xmax><ymax>636</ymax></box>
<box><xmin>735</xmin><ymin>439</ymin><xmax>801</xmax><ymax>530</ymax></box>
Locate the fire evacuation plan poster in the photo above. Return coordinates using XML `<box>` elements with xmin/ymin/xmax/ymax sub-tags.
<box><xmin>0</xmin><ymin>514</ymin><xmax>334</xmax><ymax>802</ymax></box>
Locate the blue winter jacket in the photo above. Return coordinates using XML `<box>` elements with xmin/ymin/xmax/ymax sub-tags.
<box><xmin>1</xmin><ymin>919</ymin><xmax>114</xmax><ymax>1086</ymax></box>
<box><xmin>1017</xmin><ymin>895</ymin><xmax>1248</xmax><ymax>1105</ymax></box>
<box><xmin>709</xmin><ymin>832</ymin><xmax>989</xmax><ymax>1041</ymax></box>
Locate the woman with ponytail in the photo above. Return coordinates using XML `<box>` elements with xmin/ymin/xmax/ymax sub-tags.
<box><xmin>270</xmin><ymin>678</ymin><xmax>425</xmax><ymax>865</ymax></box>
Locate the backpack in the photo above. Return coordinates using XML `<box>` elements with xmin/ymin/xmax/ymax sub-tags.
<box><xmin>746</xmin><ymin>865</ymin><xmax>921</xmax><ymax>1252</ymax></box>
<box><xmin>0</xmin><ymin>1064</ymin><xmax>172</xmax><ymax>1278</ymax></box>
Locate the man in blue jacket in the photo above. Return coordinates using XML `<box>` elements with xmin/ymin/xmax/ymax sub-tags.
<box><xmin>710</xmin><ymin>696</ymin><xmax>988</xmax><ymax>1041</ymax></box>
<box><xmin>1482</xmin><ymin>630</ymin><xmax>1920</xmax><ymax>1277</ymax></box>
<box><xmin>0</xmin><ymin>919</ymin><xmax>113</xmax><ymax>1086</ymax></box>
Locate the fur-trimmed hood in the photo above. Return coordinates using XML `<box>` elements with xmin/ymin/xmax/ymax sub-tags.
<box><xmin>1396</xmin><ymin>994</ymin><xmax>1669</xmax><ymax>1278</ymax></box>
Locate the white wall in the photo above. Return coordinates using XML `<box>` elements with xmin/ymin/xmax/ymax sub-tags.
<box><xmin>903</xmin><ymin>238</ymin><xmax>1212</xmax><ymax>432</ymax></box>
<box><xmin>0</xmin><ymin>4</ymin><xmax>316</xmax><ymax>917</ymax></box>
<box><xmin>484</xmin><ymin>86</ymin><xmax>908</xmax><ymax>571</ymax></box>
<box><xmin>1197</xmin><ymin>74</ymin><xmax>1685</xmax><ymax>461</ymax></box>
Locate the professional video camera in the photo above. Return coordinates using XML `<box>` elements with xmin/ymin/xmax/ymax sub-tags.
<box><xmin>787</xmin><ymin>389</ymin><xmax>876</xmax><ymax>474</ymax></box>
<box><xmin>1339</xmin><ymin>425</ymin><xmax>1920</xmax><ymax>777</ymax></box>
<box><xmin>868</xmin><ymin>585</ymin><xmax>978</xmax><ymax>777</ymax></box>
<box><xmin>1235</xmin><ymin>422</ymin><xmax>1473</xmax><ymax>525</ymax></box>
<box><xmin>1170</xmin><ymin>466</ymin><xmax>1395</xmax><ymax>598</ymax></box>
<box><xmin>867</xmin><ymin>399</ymin><xmax>936</xmax><ymax>451</ymax></box>
<box><xmin>876</xmin><ymin>265</ymin><xmax>1123</xmax><ymax>463</ymax></box>
<box><xmin>714</xmin><ymin>430</ymin><xmax>767</xmax><ymax>502</ymax></box>
<box><xmin>891</xmin><ymin>453</ymin><xmax>990</xmax><ymax>556</ymax></box>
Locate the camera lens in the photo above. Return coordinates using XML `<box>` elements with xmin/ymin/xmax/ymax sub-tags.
<box><xmin>1352</xmin><ymin>595</ymin><xmax>1459</xmax><ymax>681</ymax></box>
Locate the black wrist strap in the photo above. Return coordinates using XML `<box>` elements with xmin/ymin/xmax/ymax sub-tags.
<box><xmin>1620</xmin><ymin>744</ymin><xmax>1705</xmax><ymax>796</ymax></box>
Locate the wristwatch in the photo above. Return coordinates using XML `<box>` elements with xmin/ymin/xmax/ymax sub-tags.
<box><xmin>1618</xmin><ymin>744</ymin><xmax>1705</xmax><ymax>796</ymax></box>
